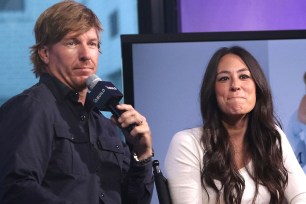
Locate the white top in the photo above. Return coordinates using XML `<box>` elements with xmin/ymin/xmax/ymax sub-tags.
<box><xmin>165</xmin><ymin>127</ymin><xmax>306</xmax><ymax>204</ymax></box>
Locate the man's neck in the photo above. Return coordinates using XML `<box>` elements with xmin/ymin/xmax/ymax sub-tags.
<box><xmin>78</xmin><ymin>89</ymin><xmax>88</xmax><ymax>105</ymax></box>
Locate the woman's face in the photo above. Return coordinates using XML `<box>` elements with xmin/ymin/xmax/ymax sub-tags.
<box><xmin>215</xmin><ymin>53</ymin><xmax>256</xmax><ymax>118</ymax></box>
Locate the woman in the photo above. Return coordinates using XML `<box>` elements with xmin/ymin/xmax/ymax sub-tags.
<box><xmin>165</xmin><ymin>46</ymin><xmax>306</xmax><ymax>204</ymax></box>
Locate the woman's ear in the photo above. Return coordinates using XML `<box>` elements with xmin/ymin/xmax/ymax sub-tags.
<box><xmin>38</xmin><ymin>46</ymin><xmax>49</xmax><ymax>64</ymax></box>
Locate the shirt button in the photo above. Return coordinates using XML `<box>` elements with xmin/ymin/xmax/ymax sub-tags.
<box><xmin>80</xmin><ymin>115</ymin><xmax>87</xmax><ymax>121</ymax></box>
<box><xmin>97</xmin><ymin>140</ymin><xmax>102</xmax><ymax>149</ymax></box>
<box><xmin>100</xmin><ymin>193</ymin><xmax>104</xmax><ymax>197</ymax></box>
<box><xmin>115</xmin><ymin>145</ymin><xmax>120</xmax><ymax>150</ymax></box>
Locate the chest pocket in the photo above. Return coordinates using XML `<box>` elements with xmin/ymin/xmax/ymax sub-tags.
<box><xmin>50</xmin><ymin>124</ymin><xmax>99</xmax><ymax>175</ymax></box>
<box><xmin>95</xmin><ymin>137</ymin><xmax>128</xmax><ymax>188</ymax></box>
<box><xmin>97</xmin><ymin>136</ymin><xmax>124</xmax><ymax>152</ymax></box>
<box><xmin>96</xmin><ymin>137</ymin><xmax>125</xmax><ymax>164</ymax></box>
<box><xmin>96</xmin><ymin>136</ymin><xmax>130</xmax><ymax>172</ymax></box>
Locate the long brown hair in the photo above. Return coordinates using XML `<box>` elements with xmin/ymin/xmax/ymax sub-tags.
<box><xmin>30</xmin><ymin>0</ymin><xmax>102</xmax><ymax>77</ymax></box>
<box><xmin>200</xmin><ymin>46</ymin><xmax>288</xmax><ymax>204</ymax></box>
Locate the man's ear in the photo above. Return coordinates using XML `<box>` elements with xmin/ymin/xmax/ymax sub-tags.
<box><xmin>38</xmin><ymin>46</ymin><xmax>49</xmax><ymax>64</ymax></box>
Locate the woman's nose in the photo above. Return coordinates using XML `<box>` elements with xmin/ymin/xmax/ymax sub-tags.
<box><xmin>230</xmin><ymin>79</ymin><xmax>240</xmax><ymax>91</ymax></box>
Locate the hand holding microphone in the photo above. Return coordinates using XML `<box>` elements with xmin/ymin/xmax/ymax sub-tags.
<box><xmin>86</xmin><ymin>74</ymin><xmax>153</xmax><ymax>159</ymax></box>
<box><xmin>86</xmin><ymin>74</ymin><xmax>137</xmax><ymax>132</ymax></box>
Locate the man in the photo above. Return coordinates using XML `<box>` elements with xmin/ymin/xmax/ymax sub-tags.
<box><xmin>287</xmin><ymin>72</ymin><xmax>306</xmax><ymax>172</ymax></box>
<box><xmin>0</xmin><ymin>1</ymin><xmax>154</xmax><ymax>203</ymax></box>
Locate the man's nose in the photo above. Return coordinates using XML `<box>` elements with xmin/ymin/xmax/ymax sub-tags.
<box><xmin>79</xmin><ymin>44</ymin><xmax>91</xmax><ymax>61</ymax></box>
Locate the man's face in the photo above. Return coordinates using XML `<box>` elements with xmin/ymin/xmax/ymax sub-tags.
<box><xmin>41</xmin><ymin>28</ymin><xmax>100</xmax><ymax>91</ymax></box>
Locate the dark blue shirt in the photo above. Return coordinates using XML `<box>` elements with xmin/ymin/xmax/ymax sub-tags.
<box><xmin>0</xmin><ymin>74</ymin><xmax>153</xmax><ymax>204</ymax></box>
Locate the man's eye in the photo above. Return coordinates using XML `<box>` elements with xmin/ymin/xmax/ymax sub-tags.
<box><xmin>89</xmin><ymin>42</ymin><xmax>98</xmax><ymax>48</ymax></box>
<box><xmin>66</xmin><ymin>41</ymin><xmax>77</xmax><ymax>46</ymax></box>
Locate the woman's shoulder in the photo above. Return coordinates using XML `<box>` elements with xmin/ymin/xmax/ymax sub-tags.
<box><xmin>170</xmin><ymin>127</ymin><xmax>203</xmax><ymax>150</ymax></box>
<box><xmin>174</xmin><ymin>127</ymin><xmax>203</xmax><ymax>140</ymax></box>
<box><xmin>166</xmin><ymin>127</ymin><xmax>204</xmax><ymax>170</ymax></box>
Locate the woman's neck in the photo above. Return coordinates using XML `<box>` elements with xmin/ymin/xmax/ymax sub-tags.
<box><xmin>222</xmin><ymin>114</ymin><xmax>250</xmax><ymax>169</ymax></box>
<box><xmin>222</xmin><ymin>114</ymin><xmax>248</xmax><ymax>137</ymax></box>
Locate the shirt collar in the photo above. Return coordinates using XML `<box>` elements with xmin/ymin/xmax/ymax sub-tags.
<box><xmin>39</xmin><ymin>74</ymin><xmax>97</xmax><ymax>111</ymax></box>
<box><xmin>39</xmin><ymin>74</ymin><xmax>77</xmax><ymax>103</ymax></box>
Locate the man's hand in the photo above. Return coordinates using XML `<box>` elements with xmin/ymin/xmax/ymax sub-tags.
<box><xmin>111</xmin><ymin>104</ymin><xmax>153</xmax><ymax>160</ymax></box>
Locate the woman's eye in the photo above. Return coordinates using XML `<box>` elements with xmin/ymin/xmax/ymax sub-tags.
<box><xmin>240</xmin><ymin>74</ymin><xmax>250</xmax><ymax>79</ymax></box>
<box><xmin>217</xmin><ymin>76</ymin><xmax>229</xmax><ymax>81</ymax></box>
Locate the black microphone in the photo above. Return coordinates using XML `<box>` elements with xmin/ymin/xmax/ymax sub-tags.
<box><xmin>86</xmin><ymin>74</ymin><xmax>136</xmax><ymax>133</ymax></box>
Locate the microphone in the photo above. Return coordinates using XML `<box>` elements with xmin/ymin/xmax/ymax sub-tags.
<box><xmin>86</xmin><ymin>74</ymin><xmax>136</xmax><ymax>133</ymax></box>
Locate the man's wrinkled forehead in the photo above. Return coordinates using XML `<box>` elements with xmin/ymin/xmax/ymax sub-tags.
<box><xmin>61</xmin><ymin>28</ymin><xmax>101</xmax><ymax>41</ymax></box>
